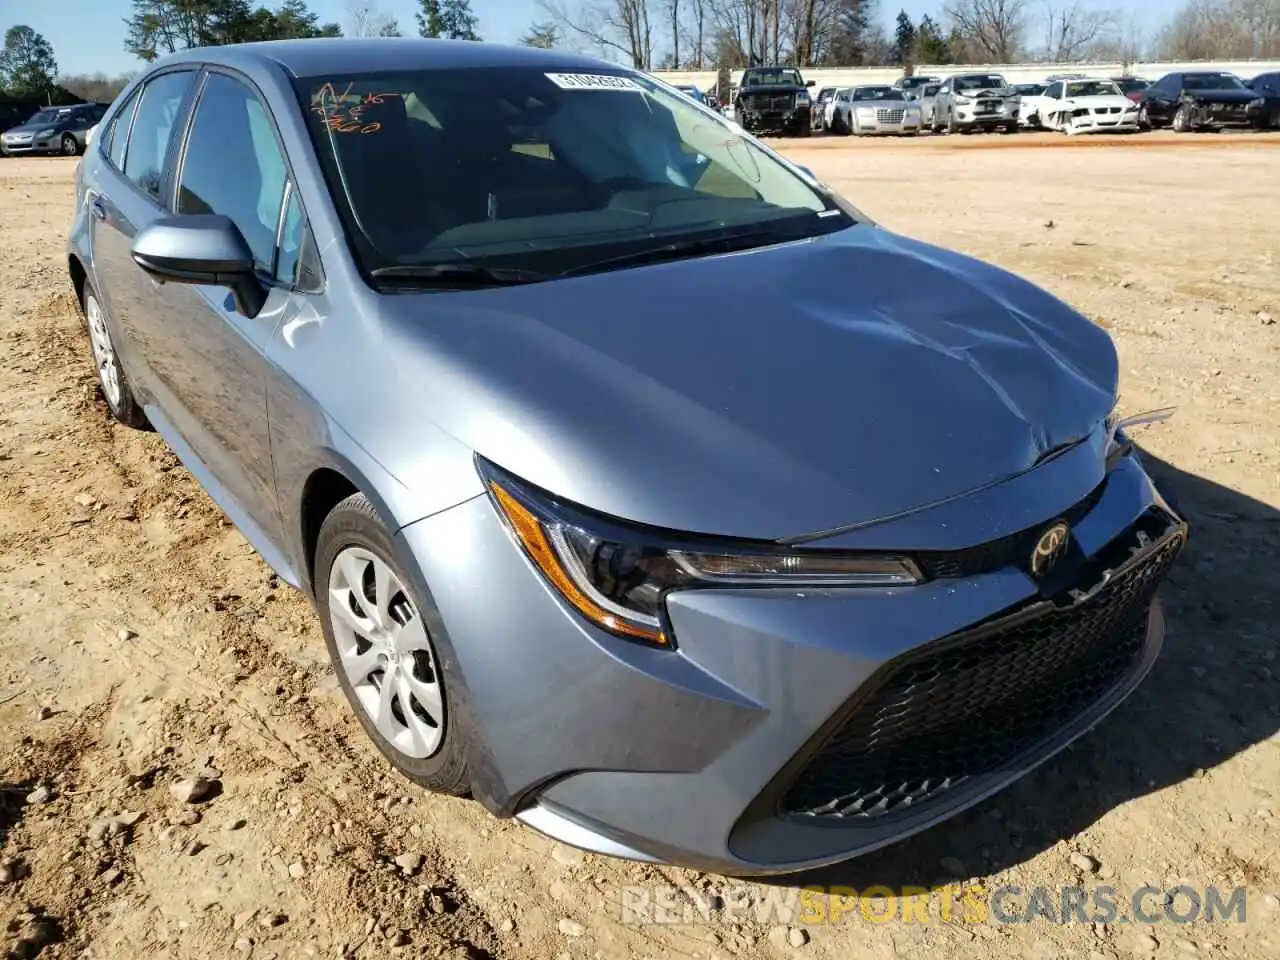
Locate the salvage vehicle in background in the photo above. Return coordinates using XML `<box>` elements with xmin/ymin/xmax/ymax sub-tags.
<box><xmin>1137</xmin><ymin>72</ymin><xmax>1270</xmax><ymax>131</ymax></box>
<box><xmin>1245</xmin><ymin>72</ymin><xmax>1280</xmax><ymax>128</ymax></box>
<box><xmin>734</xmin><ymin>65</ymin><xmax>813</xmax><ymax>136</ymax></box>
<box><xmin>932</xmin><ymin>73</ymin><xmax>1019</xmax><ymax>134</ymax></box>
<box><xmin>917</xmin><ymin>83</ymin><xmax>942</xmax><ymax>128</ymax></box>
<box><xmin>1112</xmin><ymin>76</ymin><xmax>1151</xmax><ymax>102</ymax></box>
<box><xmin>1014</xmin><ymin>82</ymin><xmax>1048</xmax><ymax>127</ymax></box>
<box><xmin>1035</xmin><ymin>79</ymin><xmax>1141</xmax><ymax>135</ymax></box>
<box><xmin>836</xmin><ymin>85</ymin><xmax>922</xmax><ymax>136</ymax></box>
<box><xmin>812</xmin><ymin>86</ymin><xmax>837</xmax><ymax>131</ymax></box>
<box><xmin>67</xmin><ymin>37</ymin><xmax>1188</xmax><ymax>876</ymax></box>
<box><xmin>1</xmin><ymin>101</ymin><xmax>108</xmax><ymax>156</ymax></box>
<box><xmin>891</xmin><ymin>75</ymin><xmax>941</xmax><ymax>100</ymax></box>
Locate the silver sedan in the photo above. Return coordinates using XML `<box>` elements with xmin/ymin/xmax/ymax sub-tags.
<box><xmin>833</xmin><ymin>85</ymin><xmax>923</xmax><ymax>136</ymax></box>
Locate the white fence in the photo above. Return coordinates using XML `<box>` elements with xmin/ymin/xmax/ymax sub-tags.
<box><xmin>652</xmin><ymin>59</ymin><xmax>1280</xmax><ymax>92</ymax></box>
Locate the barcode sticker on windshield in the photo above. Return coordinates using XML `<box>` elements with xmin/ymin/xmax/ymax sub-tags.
<box><xmin>545</xmin><ymin>73</ymin><xmax>641</xmax><ymax>92</ymax></box>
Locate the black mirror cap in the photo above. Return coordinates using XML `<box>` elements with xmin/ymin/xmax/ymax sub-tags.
<box><xmin>130</xmin><ymin>214</ymin><xmax>266</xmax><ymax>317</ymax></box>
<box><xmin>805</xmin><ymin>80</ymin><xmax>815</xmax><ymax>87</ymax></box>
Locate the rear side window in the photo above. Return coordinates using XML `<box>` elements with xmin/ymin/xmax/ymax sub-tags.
<box><xmin>124</xmin><ymin>71</ymin><xmax>194</xmax><ymax>199</ymax></box>
<box><xmin>106</xmin><ymin>92</ymin><xmax>140</xmax><ymax>167</ymax></box>
<box><xmin>177</xmin><ymin>72</ymin><xmax>288</xmax><ymax>273</ymax></box>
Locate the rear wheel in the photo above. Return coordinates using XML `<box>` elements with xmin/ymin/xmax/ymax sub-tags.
<box><xmin>61</xmin><ymin>134</ymin><xmax>80</xmax><ymax>157</ymax></box>
<box><xmin>1003</xmin><ymin>122</ymin><xmax>1019</xmax><ymax>135</ymax></box>
<box><xmin>946</xmin><ymin>110</ymin><xmax>959</xmax><ymax>134</ymax></box>
<box><xmin>81</xmin><ymin>281</ymin><xmax>148</xmax><ymax>429</ymax></box>
<box><xmin>316</xmin><ymin>493</ymin><xmax>471</xmax><ymax>795</ymax></box>
<box><xmin>1172</xmin><ymin>104</ymin><xmax>1194</xmax><ymax>132</ymax></box>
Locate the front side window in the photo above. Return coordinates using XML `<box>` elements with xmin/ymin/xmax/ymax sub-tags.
<box><xmin>296</xmin><ymin>67</ymin><xmax>847</xmax><ymax>280</ymax></box>
<box><xmin>1183</xmin><ymin>73</ymin><xmax>1245</xmax><ymax>91</ymax></box>
<box><xmin>1045</xmin><ymin>83</ymin><xmax>1063</xmax><ymax>100</ymax></box>
<box><xmin>178</xmin><ymin>72</ymin><xmax>288</xmax><ymax>273</ymax></box>
<box><xmin>124</xmin><ymin>70</ymin><xmax>194</xmax><ymax>199</ymax></box>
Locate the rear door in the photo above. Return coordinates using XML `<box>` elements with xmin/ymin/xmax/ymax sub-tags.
<box><xmin>87</xmin><ymin>68</ymin><xmax>198</xmax><ymax>398</ymax></box>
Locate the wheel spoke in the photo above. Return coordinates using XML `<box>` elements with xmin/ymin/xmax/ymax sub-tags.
<box><xmin>329</xmin><ymin>587</ymin><xmax>374</xmax><ymax>636</ymax></box>
<box><xmin>338</xmin><ymin>552</ymin><xmax>373</xmax><ymax>619</ymax></box>
<box><xmin>403</xmin><ymin>671</ymin><xmax>443</xmax><ymax>726</ymax></box>
<box><xmin>374</xmin><ymin>671</ymin><xmax>397</xmax><ymax>732</ymax></box>
<box><xmin>338</xmin><ymin>641</ymin><xmax>381</xmax><ymax>686</ymax></box>
<box><xmin>371</xmin><ymin>557</ymin><xmax>394</xmax><ymax>630</ymax></box>
<box><xmin>396</xmin><ymin>670</ymin><xmax>435</xmax><ymax>753</ymax></box>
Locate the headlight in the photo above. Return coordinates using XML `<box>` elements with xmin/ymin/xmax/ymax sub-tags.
<box><xmin>482</xmin><ymin>461</ymin><xmax>921</xmax><ymax>647</ymax></box>
<box><xmin>953</xmin><ymin>96</ymin><xmax>972</xmax><ymax>105</ymax></box>
<box><xmin>1105</xmin><ymin>406</ymin><xmax>1176</xmax><ymax>462</ymax></box>
<box><xmin>796</xmin><ymin>92</ymin><xmax>810</xmax><ymax>103</ymax></box>
<box><xmin>37</xmin><ymin>128</ymin><xmax>55</xmax><ymax>137</ymax></box>
<box><xmin>1250</xmin><ymin>97</ymin><xmax>1265</xmax><ymax>107</ymax></box>
<box><xmin>856</xmin><ymin>107</ymin><xmax>877</xmax><ymax>117</ymax></box>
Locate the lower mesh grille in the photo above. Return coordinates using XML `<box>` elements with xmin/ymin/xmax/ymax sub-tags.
<box><xmin>780</xmin><ymin>518</ymin><xmax>1184</xmax><ymax>821</ymax></box>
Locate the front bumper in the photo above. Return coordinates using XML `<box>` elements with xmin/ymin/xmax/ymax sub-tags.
<box><xmin>852</xmin><ymin>112</ymin><xmax>923</xmax><ymax>135</ymax></box>
<box><xmin>398</xmin><ymin>449</ymin><xmax>1184</xmax><ymax>875</ymax></box>
<box><xmin>953</xmin><ymin>105</ymin><xmax>1017</xmax><ymax>127</ymax></box>
<box><xmin>738</xmin><ymin>106</ymin><xmax>811</xmax><ymax>132</ymax></box>
<box><xmin>0</xmin><ymin>133</ymin><xmax>59</xmax><ymax>154</ymax></box>
<box><xmin>1067</xmin><ymin>108</ymin><xmax>1141</xmax><ymax>133</ymax></box>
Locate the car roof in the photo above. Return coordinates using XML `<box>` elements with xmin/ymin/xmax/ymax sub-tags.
<box><xmin>152</xmin><ymin>37</ymin><xmax>613</xmax><ymax>79</ymax></box>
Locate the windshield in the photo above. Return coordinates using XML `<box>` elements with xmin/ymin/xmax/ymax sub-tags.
<box><xmin>743</xmin><ymin>68</ymin><xmax>804</xmax><ymax>87</ymax></box>
<box><xmin>922</xmin><ymin>84</ymin><xmax>940</xmax><ymax>97</ymax></box>
<box><xmin>1183</xmin><ymin>73</ymin><xmax>1245</xmax><ymax>91</ymax></box>
<box><xmin>1066</xmin><ymin>80</ymin><xmax>1122</xmax><ymax>98</ymax></box>
<box><xmin>954</xmin><ymin>75</ymin><xmax>1007</xmax><ymax>93</ymax></box>
<box><xmin>1113</xmin><ymin>78</ymin><xmax>1148</xmax><ymax>94</ymax></box>
<box><xmin>296</xmin><ymin>67</ymin><xmax>847</xmax><ymax>278</ymax></box>
<box><xmin>852</xmin><ymin>87</ymin><xmax>896</xmax><ymax>101</ymax></box>
<box><xmin>27</xmin><ymin>109</ymin><xmax>61</xmax><ymax>125</ymax></box>
<box><xmin>1015</xmin><ymin>84</ymin><xmax>1046</xmax><ymax>96</ymax></box>
<box><xmin>898</xmin><ymin>77</ymin><xmax>934</xmax><ymax>89</ymax></box>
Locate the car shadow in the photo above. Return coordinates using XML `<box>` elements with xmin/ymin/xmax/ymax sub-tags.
<box><xmin>758</xmin><ymin>447</ymin><xmax>1279</xmax><ymax>890</ymax></box>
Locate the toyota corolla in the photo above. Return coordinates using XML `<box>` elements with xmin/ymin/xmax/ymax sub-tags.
<box><xmin>67</xmin><ymin>38</ymin><xmax>1186</xmax><ymax>875</ymax></box>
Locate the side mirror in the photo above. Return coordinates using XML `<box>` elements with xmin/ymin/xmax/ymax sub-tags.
<box><xmin>805</xmin><ymin>80</ymin><xmax>815</xmax><ymax>87</ymax></box>
<box><xmin>795</xmin><ymin>164</ymin><xmax>816</xmax><ymax>180</ymax></box>
<box><xmin>131</xmin><ymin>214</ymin><xmax>266</xmax><ymax>318</ymax></box>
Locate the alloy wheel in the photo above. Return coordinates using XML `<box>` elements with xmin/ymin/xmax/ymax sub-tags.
<box><xmin>85</xmin><ymin>293</ymin><xmax>121</xmax><ymax>408</ymax></box>
<box><xmin>328</xmin><ymin>547</ymin><xmax>444</xmax><ymax>759</ymax></box>
<box><xmin>62</xmin><ymin>135</ymin><xmax>78</xmax><ymax>156</ymax></box>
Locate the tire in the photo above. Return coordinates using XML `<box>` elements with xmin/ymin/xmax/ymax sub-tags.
<box><xmin>1137</xmin><ymin>104</ymin><xmax>1151</xmax><ymax>130</ymax></box>
<box><xmin>1172</xmin><ymin>104</ymin><xmax>1193</xmax><ymax>133</ymax></box>
<box><xmin>80</xmin><ymin>279</ymin><xmax>149</xmax><ymax>429</ymax></box>
<box><xmin>795</xmin><ymin>123</ymin><xmax>811</xmax><ymax>138</ymax></box>
<box><xmin>61</xmin><ymin>134</ymin><xmax>81</xmax><ymax>157</ymax></box>
<box><xmin>1003</xmin><ymin>122</ymin><xmax>1018</xmax><ymax>135</ymax></box>
<box><xmin>946</xmin><ymin>110</ymin><xmax>959</xmax><ymax>135</ymax></box>
<box><xmin>315</xmin><ymin>493</ymin><xmax>471</xmax><ymax>796</ymax></box>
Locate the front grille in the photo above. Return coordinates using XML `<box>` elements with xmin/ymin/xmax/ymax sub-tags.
<box><xmin>780</xmin><ymin>514</ymin><xmax>1185</xmax><ymax>821</ymax></box>
<box><xmin>915</xmin><ymin>480</ymin><xmax>1107</xmax><ymax>579</ymax></box>
<box><xmin>747</xmin><ymin>93</ymin><xmax>793</xmax><ymax>112</ymax></box>
<box><xmin>876</xmin><ymin>108</ymin><xmax>906</xmax><ymax>123</ymax></box>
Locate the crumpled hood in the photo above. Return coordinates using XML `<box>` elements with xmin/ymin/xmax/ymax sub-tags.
<box><xmin>1065</xmin><ymin>94</ymin><xmax>1135</xmax><ymax>110</ymax></box>
<box><xmin>1182</xmin><ymin>88</ymin><xmax>1258</xmax><ymax>104</ymax></box>
<box><xmin>382</xmin><ymin>225</ymin><xmax>1117</xmax><ymax>540</ymax></box>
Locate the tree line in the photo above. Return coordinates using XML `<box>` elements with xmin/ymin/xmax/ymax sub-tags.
<box><xmin>526</xmin><ymin>0</ymin><xmax>1280</xmax><ymax>71</ymax></box>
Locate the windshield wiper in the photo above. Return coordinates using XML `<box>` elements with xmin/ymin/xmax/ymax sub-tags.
<box><xmin>559</xmin><ymin>229</ymin><xmax>804</xmax><ymax>279</ymax></box>
<box><xmin>370</xmin><ymin>264</ymin><xmax>548</xmax><ymax>288</ymax></box>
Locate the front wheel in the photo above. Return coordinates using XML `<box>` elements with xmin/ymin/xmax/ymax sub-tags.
<box><xmin>1137</xmin><ymin>104</ymin><xmax>1152</xmax><ymax>129</ymax></box>
<box><xmin>61</xmin><ymin>134</ymin><xmax>80</xmax><ymax>157</ymax></box>
<box><xmin>316</xmin><ymin>493</ymin><xmax>471</xmax><ymax>795</ymax></box>
<box><xmin>1172</xmin><ymin>104</ymin><xmax>1194</xmax><ymax>133</ymax></box>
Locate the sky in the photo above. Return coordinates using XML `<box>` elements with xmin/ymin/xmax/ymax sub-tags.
<box><xmin>14</xmin><ymin>0</ymin><xmax>1170</xmax><ymax>78</ymax></box>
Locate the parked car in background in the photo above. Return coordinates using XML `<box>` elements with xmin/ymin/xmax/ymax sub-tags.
<box><xmin>932</xmin><ymin>73</ymin><xmax>1019</xmax><ymax>134</ymax></box>
<box><xmin>917</xmin><ymin>83</ymin><xmax>942</xmax><ymax>127</ymax></box>
<box><xmin>891</xmin><ymin>75</ymin><xmax>941</xmax><ymax>100</ymax></box>
<box><xmin>1</xmin><ymin>101</ymin><xmax>108</xmax><ymax>156</ymax></box>
<box><xmin>1245</xmin><ymin>72</ymin><xmax>1280</xmax><ymax>128</ymax></box>
<box><xmin>1138</xmin><ymin>72</ymin><xmax>1269</xmax><ymax>131</ymax></box>
<box><xmin>1031</xmin><ymin>78</ymin><xmax>1141</xmax><ymax>135</ymax></box>
<box><xmin>831</xmin><ymin>85</ymin><xmax>921</xmax><ymax>136</ymax></box>
<box><xmin>69</xmin><ymin>37</ymin><xmax>1188</xmax><ymax>876</ymax></box>
<box><xmin>734</xmin><ymin>65</ymin><xmax>813</xmax><ymax>136</ymax></box>
<box><xmin>1111</xmin><ymin>76</ymin><xmax>1151</xmax><ymax>102</ymax></box>
<box><xmin>812</xmin><ymin>86</ymin><xmax>837</xmax><ymax>131</ymax></box>
<box><xmin>1014</xmin><ymin>82</ymin><xmax>1048</xmax><ymax>127</ymax></box>
<box><xmin>673</xmin><ymin>85</ymin><xmax>707</xmax><ymax>106</ymax></box>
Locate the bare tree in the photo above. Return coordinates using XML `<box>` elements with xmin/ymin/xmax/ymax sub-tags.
<box><xmin>1041</xmin><ymin>1</ymin><xmax>1117</xmax><ymax>61</ymax></box>
<box><xmin>347</xmin><ymin>0</ymin><xmax>401</xmax><ymax>36</ymax></box>
<box><xmin>537</xmin><ymin>0</ymin><xmax>654</xmax><ymax>66</ymax></box>
<box><xmin>685</xmin><ymin>0</ymin><xmax>707</xmax><ymax>66</ymax></box>
<box><xmin>943</xmin><ymin>0</ymin><xmax>1029</xmax><ymax>62</ymax></box>
<box><xmin>667</xmin><ymin>0</ymin><xmax>680</xmax><ymax>67</ymax></box>
<box><xmin>1156</xmin><ymin>0</ymin><xmax>1280</xmax><ymax>59</ymax></box>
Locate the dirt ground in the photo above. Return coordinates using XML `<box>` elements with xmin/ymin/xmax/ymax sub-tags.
<box><xmin>1</xmin><ymin>132</ymin><xmax>1278</xmax><ymax>960</ymax></box>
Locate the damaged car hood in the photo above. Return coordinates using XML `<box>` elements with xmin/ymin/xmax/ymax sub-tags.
<box><xmin>381</xmin><ymin>225</ymin><xmax>1118</xmax><ymax>540</ymax></box>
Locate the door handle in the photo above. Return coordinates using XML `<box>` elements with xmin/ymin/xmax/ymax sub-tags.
<box><xmin>89</xmin><ymin>196</ymin><xmax>106</xmax><ymax>221</ymax></box>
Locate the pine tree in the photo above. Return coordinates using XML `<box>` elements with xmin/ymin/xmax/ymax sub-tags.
<box><xmin>417</xmin><ymin>0</ymin><xmax>443</xmax><ymax>37</ymax></box>
<box><xmin>520</xmin><ymin>21</ymin><xmax>558</xmax><ymax>48</ymax></box>
<box><xmin>439</xmin><ymin>0</ymin><xmax>480</xmax><ymax>40</ymax></box>
<box><xmin>894</xmin><ymin>10</ymin><xmax>916</xmax><ymax>66</ymax></box>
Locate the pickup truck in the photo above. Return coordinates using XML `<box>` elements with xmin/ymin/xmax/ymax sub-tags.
<box><xmin>734</xmin><ymin>66</ymin><xmax>814</xmax><ymax>137</ymax></box>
